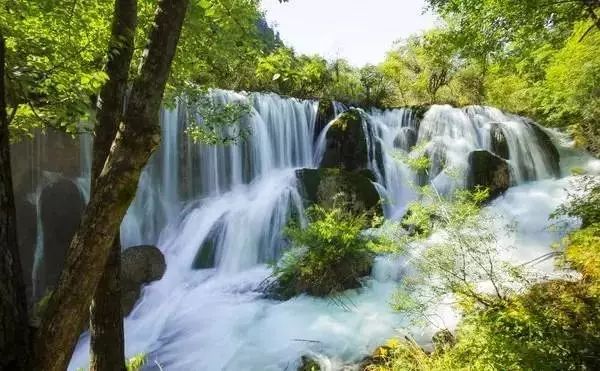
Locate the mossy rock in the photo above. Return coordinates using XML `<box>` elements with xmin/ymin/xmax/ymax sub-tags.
<box><xmin>410</xmin><ymin>104</ymin><xmax>430</xmax><ymax>122</ymax></box>
<box><xmin>315</xmin><ymin>98</ymin><xmax>335</xmax><ymax>142</ymax></box>
<box><xmin>298</xmin><ymin>356</ymin><xmax>321</xmax><ymax>371</ymax></box>
<box><xmin>467</xmin><ymin>150</ymin><xmax>510</xmax><ymax>201</ymax></box>
<box><xmin>321</xmin><ymin>109</ymin><xmax>369</xmax><ymax>171</ymax></box>
<box><xmin>296</xmin><ymin>168</ymin><xmax>382</xmax><ymax>217</ymax></box>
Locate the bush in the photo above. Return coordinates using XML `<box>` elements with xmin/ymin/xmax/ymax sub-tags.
<box><xmin>267</xmin><ymin>204</ymin><xmax>382</xmax><ymax>299</ymax></box>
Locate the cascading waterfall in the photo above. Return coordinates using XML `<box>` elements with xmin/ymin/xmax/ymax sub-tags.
<box><xmin>120</xmin><ymin>91</ymin><xmax>317</xmax><ymax>248</ymax></box>
<box><xmin>360</xmin><ymin>105</ymin><xmax>563</xmax><ymax>217</ymax></box>
<box><xmin>57</xmin><ymin>92</ymin><xmax>598</xmax><ymax>370</ymax></box>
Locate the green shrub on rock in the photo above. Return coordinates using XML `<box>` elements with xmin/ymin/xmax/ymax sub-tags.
<box><xmin>267</xmin><ymin>204</ymin><xmax>384</xmax><ymax>299</ymax></box>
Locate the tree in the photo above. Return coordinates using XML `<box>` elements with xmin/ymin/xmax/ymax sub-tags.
<box><xmin>88</xmin><ymin>1</ymin><xmax>138</xmax><ymax>370</ymax></box>
<box><xmin>0</xmin><ymin>30</ymin><xmax>30</xmax><ymax>371</ymax></box>
<box><xmin>33</xmin><ymin>1</ymin><xmax>189</xmax><ymax>370</ymax></box>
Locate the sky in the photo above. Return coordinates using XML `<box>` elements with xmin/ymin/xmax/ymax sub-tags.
<box><xmin>261</xmin><ymin>0</ymin><xmax>438</xmax><ymax>67</ymax></box>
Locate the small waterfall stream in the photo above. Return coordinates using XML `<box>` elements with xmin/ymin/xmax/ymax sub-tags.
<box><xmin>13</xmin><ymin>91</ymin><xmax>594</xmax><ymax>370</ymax></box>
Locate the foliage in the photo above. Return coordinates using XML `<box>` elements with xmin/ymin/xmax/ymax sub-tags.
<box><xmin>125</xmin><ymin>353</ymin><xmax>147</xmax><ymax>371</ymax></box>
<box><xmin>551</xmin><ymin>175</ymin><xmax>600</xmax><ymax>228</ymax></box>
<box><xmin>267</xmin><ymin>202</ymin><xmax>383</xmax><ymax>299</ymax></box>
<box><xmin>392</xmin><ymin>186</ymin><xmax>529</xmax><ymax>325</ymax></box>
<box><xmin>1</xmin><ymin>0</ymin><xmax>270</xmax><ymax>140</ymax></box>
<box><xmin>182</xmin><ymin>88</ymin><xmax>253</xmax><ymax>145</ymax></box>
<box><xmin>378</xmin><ymin>174</ymin><xmax>600</xmax><ymax>371</ymax></box>
<box><xmin>250</xmin><ymin>47</ymin><xmax>332</xmax><ymax>99</ymax></box>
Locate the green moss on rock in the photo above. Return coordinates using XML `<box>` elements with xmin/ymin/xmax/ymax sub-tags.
<box><xmin>296</xmin><ymin>168</ymin><xmax>382</xmax><ymax>217</ymax></box>
<box><xmin>321</xmin><ymin>109</ymin><xmax>369</xmax><ymax>171</ymax></box>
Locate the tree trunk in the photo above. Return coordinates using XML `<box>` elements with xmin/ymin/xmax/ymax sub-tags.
<box><xmin>89</xmin><ymin>1</ymin><xmax>137</xmax><ymax>370</ymax></box>
<box><xmin>33</xmin><ymin>1</ymin><xmax>189</xmax><ymax>370</ymax></box>
<box><xmin>0</xmin><ymin>32</ymin><xmax>31</xmax><ymax>371</ymax></box>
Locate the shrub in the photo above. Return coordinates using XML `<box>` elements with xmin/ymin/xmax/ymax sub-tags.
<box><xmin>267</xmin><ymin>204</ymin><xmax>383</xmax><ymax>299</ymax></box>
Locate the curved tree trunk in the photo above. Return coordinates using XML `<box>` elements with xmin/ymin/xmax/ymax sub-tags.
<box><xmin>0</xmin><ymin>32</ymin><xmax>31</xmax><ymax>371</ymax></box>
<box><xmin>33</xmin><ymin>1</ymin><xmax>189</xmax><ymax>370</ymax></box>
<box><xmin>89</xmin><ymin>1</ymin><xmax>137</xmax><ymax>370</ymax></box>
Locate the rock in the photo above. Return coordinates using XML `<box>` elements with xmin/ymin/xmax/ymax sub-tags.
<box><xmin>416</xmin><ymin>142</ymin><xmax>447</xmax><ymax>186</ymax></box>
<box><xmin>526</xmin><ymin>121</ymin><xmax>560</xmax><ymax>178</ymax></box>
<box><xmin>411</xmin><ymin>104</ymin><xmax>430</xmax><ymax>123</ymax></box>
<box><xmin>393</xmin><ymin>127</ymin><xmax>418</xmax><ymax>152</ymax></box>
<box><xmin>432</xmin><ymin>329</ymin><xmax>456</xmax><ymax>355</ymax></box>
<box><xmin>192</xmin><ymin>223</ymin><xmax>222</xmax><ymax>269</ymax></box>
<box><xmin>321</xmin><ymin>109</ymin><xmax>369</xmax><ymax>171</ymax></box>
<box><xmin>39</xmin><ymin>178</ymin><xmax>85</xmax><ymax>300</ymax></box>
<box><xmin>314</xmin><ymin>99</ymin><xmax>335</xmax><ymax>142</ymax></box>
<box><xmin>296</xmin><ymin>168</ymin><xmax>383</xmax><ymax>217</ymax></box>
<box><xmin>359</xmin><ymin>345</ymin><xmax>394</xmax><ymax>370</ymax></box>
<box><xmin>490</xmin><ymin>123</ymin><xmax>510</xmax><ymax>160</ymax></box>
<box><xmin>467</xmin><ymin>150</ymin><xmax>510</xmax><ymax>201</ymax></box>
<box><xmin>121</xmin><ymin>245</ymin><xmax>166</xmax><ymax>316</ymax></box>
<box><xmin>298</xmin><ymin>355</ymin><xmax>321</xmax><ymax>371</ymax></box>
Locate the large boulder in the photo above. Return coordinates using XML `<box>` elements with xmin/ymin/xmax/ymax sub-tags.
<box><xmin>39</xmin><ymin>178</ymin><xmax>85</xmax><ymax>300</ymax></box>
<box><xmin>490</xmin><ymin>123</ymin><xmax>510</xmax><ymax>160</ymax></box>
<box><xmin>321</xmin><ymin>109</ymin><xmax>369</xmax><ymax>171</ymax></box>
<box><xmin>526</xmin><ymin>121</ymin><xmax>560</xmax><ymax>178</ymax></box>
<box><xmin>121</xmin><ymin>245</ymin><xmax>166</xmax><ymax>316</ymax></box>
<box><xmin>467</xmin><ymin>150</ymin><xmax>510</xmax><ymax>200</ymax></box>
<box><xmin>296</xmin><ymin>168</ymin><xmax>382</xmax><ymax>217</ymax></box>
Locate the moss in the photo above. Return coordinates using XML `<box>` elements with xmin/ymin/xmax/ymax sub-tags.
<box><xmin>321</xmin><ymin>109</ymin><xmax>369</xmax><ymax>171</ymax></box>
<box><xmin>314</xmin><ymin>99</ymin><xmax>335</xmax><ymax>141</ymax></box>
<box><xmin>409</xmin><ymin>104</ymin><xmax>430</xmax><ymax>122</ymax></box>
<box><xmin>296</xmin><ymin>168</ymin><xmax>383</xmax><ymax>217</ymax></box>
<box><xmin>298</xmin><ymin>356</ymin><xmax>321</xmax><ymax>371</ymax></box>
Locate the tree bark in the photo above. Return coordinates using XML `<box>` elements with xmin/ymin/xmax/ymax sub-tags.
<box><xmin>0</xmin><ymin>32</ymin><xmax>31</xmax><ymax>371</ymax></box>
<box><xmin>89</xmin><ymin>1</ymin><xmax>137</xmax><ymax>370</ymax></box>
<box><xmin>33</xmin><ymin>1</ymin><xmax>189</xmax><ymax>370</ymax></box>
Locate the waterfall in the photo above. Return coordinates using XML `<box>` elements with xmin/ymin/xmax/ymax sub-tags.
<box><xmin>15</xmin><ymin>91</ymin><xmax>584</xmax><ymax>370</ymax></box>
<box><xmin>121</xmin><ymin>90</ymin><xmax>317</xmax><ymax>260</ymax></box>
<box><xmin>359</xmin><ymin>105</ymin><xmax>562</xmax><ymax>217</ymax></box>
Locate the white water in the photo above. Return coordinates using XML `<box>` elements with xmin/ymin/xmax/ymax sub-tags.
<box><xmin>67</xmin><ymin>94</ymin><xmax>597</xmax><ymax>370</ymax></box>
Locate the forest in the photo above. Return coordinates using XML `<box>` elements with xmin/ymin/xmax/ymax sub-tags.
<box><xmin>0</xmin><ymin>0</ymin><xmax>599</xmax><ymax>370</ymax></box>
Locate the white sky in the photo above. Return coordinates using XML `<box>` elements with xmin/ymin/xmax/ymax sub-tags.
<box><xmin>261</xmin><ymin>0</ymin><xmax>438</xmax><ymax>67</ymax></box>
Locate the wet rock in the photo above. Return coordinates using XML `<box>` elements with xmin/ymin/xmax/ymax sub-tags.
<box><xmin>416</xmin><ymin>142</ymin><xmax>447</xmax><ymax>186</ymax></box>
<box><xmin>467</xmin><ymin>150</ymin><xmax>510</xmax><ymax>201</ymax></box>
<box><xmin>39</xmin><ymin>178</ymin><xmax>85</xmax><ymax>300</ymax></box>
<box><xmin>314</xmin><ymin>99</ymin><xmax>336</xmax><ymax>142</ymax></box>
<box><xmin>298</xmin><ymin>355</ymin><xmax>321</xmax><ymax>371</ymax></box>
<box><xmin>121</xmin><ymin>245</ymin><xmax>166</xmax><ymax>316</ymax></box>
<box><xmin>526</xmin><ymin>121</ymin><xmax>560</xmax><ymax>178</ymax></box>
<box><xmin>490</xmin><ymin>123</ymin><xmax>509</xmax><ymax>160</ymax></box>
<box><xmin>296</xmin><ymin>168</ymin><xmax>382</xmax><ymax>217</ymax></box>
<box><xmin>321</xmin><ymin>109</ymin><xmax>369</xmax><ymax>171</ymax></box>
<box><xmin>192</xmin><ymin>223</ymin><xmax>222</xmax><ymax>269</ymax></box>
<box><xmin>393</xmin><ymin>127</ymin><xmax>418</xmax><ymax>152</ymax></box>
